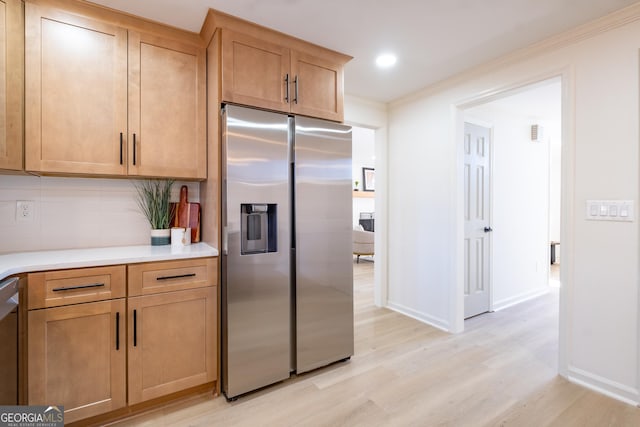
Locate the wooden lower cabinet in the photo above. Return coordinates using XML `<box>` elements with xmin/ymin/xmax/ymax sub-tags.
<box><xmin>27</xmin><ymin>299</ymin><xmax>126</xmax><ymax>424</ymax></box>
<box><xmin>0</xmin><ymin>310</ymin><xmax>18</xmax><ymax>404</ymax></box>
<box><xmin>26</xmin><ymin>257</ymin><xmax>218</xmax><ymax>423</ymax></box>
<box><xmin>128</xmin><ymin>286</ymin><xmax>216</xmax><ymax>404</ymax></box>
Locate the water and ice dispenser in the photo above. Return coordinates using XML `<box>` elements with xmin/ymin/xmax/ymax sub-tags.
<box><xmin>241</xmin><ymin>204</ymin><xmax>278</xmax><ymax>254</ymax></box>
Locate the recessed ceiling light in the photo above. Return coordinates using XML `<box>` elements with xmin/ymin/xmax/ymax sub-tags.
<box><xmin>376</xmin><ymin>53</ymin><xmax>397</xmax><ymax>68</ymax></box>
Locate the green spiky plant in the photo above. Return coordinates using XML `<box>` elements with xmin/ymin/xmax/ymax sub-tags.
<box><xmin>135</xmin><ymin>179</ymin><xmax>175</xmax><ymax>229</ymax></box>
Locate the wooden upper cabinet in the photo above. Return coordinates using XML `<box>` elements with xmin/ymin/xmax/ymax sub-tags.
<box><xmin>220</xmin><ymin>27</ymin><xmax>348</xmax><ymax>122</ymax></box>
<box><xmin>24</xmin><ymin>4</ymin><xmax>128</xmax><ymax>175</ymax></box>
<box><xmin>128</xmin><ymin>32</ymin><xmax>206</xmax><ymax>179</ymax></box>
<box><xmin>24</xmin><ymin>2</ymin><xmax>207</xmax><ymax>179</ymax></box>
<box><xmin>0</xmin><ymin>0</ymin><xmax>23</xmax><ymax>171</ymax></box>
<box><xmin>290</xmin><ymin>50</ymin><xmax>343</xmax><ymax>122</ymax></box>
<box><xmin>221</xmin><ymin>30</ymin><xmax>290</xmax><ymax>113</ymax></box>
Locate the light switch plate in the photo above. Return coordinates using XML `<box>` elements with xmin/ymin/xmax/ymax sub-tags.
<box><xmin>586</xmin><ymin>200</ymin><xmax>634</xmax><ymax>222</ymax></box>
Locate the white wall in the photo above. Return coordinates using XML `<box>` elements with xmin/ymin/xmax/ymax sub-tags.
<box><xmin>352</xmin><ymin>126</ymin><xmax>375</xmax><ymax>228</ymax></box>
<box><xmin>352</xmin><ymin>126</ymin><xmax>376</xmax><ymax>189</ymax></box>
<box><xmin>0</xmin><ymin>175</ymin><xmax>199</xmax><ymax>254</ymax></box>
<box><xmin>386</xmin><ymin>10</ymin><xmax>640</xmax><ymax>404</ymax></box>
<box><xmin>488</xmin><ymin>118</ymin><xmax>550</xmax><ymax>308</ymax></box>
<box><xmin>548</xmin><ymin>119</ymin><xmax>562</xmax><ymax>245</ymax></box>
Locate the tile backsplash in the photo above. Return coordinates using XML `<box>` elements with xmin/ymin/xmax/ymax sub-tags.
<box><xmin>0</xmin><ymin>175</ymin><xmax>200</xmax><ymax>254</ymax></box>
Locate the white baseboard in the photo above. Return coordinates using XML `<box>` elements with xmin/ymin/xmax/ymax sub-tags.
<box><xmin>386</xmin><ymin>301</ymin><xmax>450</xmax><ymax>332</ymax></box>
<box><xmin>492</xmin><ymin>287</ymin><xmax>551</xmax><ymax>311</ymax></box>
<box><xmin>567</xmin><ymin>365</ymin><xmax>639</xmax><ymax>406</ymax></box>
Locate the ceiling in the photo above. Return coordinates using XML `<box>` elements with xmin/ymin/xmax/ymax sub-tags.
<box><xmin>88</xmin><ymin>0</ymin><xmax>639</xmax><ymax>103</ymax></box>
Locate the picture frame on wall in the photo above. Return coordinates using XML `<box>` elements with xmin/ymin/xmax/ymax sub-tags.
<box><xmin>362</xmin><ymin>167</ymin><xmax>375</xmax><ymax>192</ymax></box>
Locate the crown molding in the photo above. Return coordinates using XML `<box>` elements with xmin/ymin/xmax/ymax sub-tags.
<box><xmin>390</xmin><ymin>2</ymin><xmax>640</xmax><ymax>108</ymax></box>
<box><xmin>345</xmin><ymin>94</ymin><xmax>388</xmax><ymax>112</ymax></box>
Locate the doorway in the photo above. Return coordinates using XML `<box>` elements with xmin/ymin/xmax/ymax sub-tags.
<box><xmin>352</xmin><ymin>126</ymin><xmax>376</xmax><ymax>305</ymax></box>
<box><xmin>462</xmin><ymin>77</ymin><xmax>562</xmax><ymax>318</ymax></box>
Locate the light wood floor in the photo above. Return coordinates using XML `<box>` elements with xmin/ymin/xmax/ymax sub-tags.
<box><xmin>110</xmin><ymin>260</ymin><xmax>640</xmax><ymax>426</ymax></box>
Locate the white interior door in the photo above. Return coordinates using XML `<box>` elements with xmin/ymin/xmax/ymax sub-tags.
<box><xmin>464</xmin><ymin>122</ymin><xmax>491</xmax><ymax>318</ymax></box>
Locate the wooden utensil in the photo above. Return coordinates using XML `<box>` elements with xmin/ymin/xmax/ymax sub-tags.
<box><xmin>171</xmin><ymin>185</ymin><xmax>201</xmax><ymax>243</ymax></box>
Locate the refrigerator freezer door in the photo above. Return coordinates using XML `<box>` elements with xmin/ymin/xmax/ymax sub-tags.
<box><xmin>294</xmin><ymin>116</ymin><xmax>354</xmax><ymax>373</ymax></box>
<box><xmin>222</xmin><ymin>105</ymin><xmax>291</xmax><ymax>398</ymax></box>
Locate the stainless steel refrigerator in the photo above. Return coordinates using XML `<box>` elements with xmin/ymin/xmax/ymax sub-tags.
<box><xmin>221</xmin><ymin>104</ymin><xmax>353</xmax><ymax>399</ymax></box>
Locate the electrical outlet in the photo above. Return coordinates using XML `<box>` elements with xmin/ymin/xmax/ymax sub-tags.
<box><xmin>16</xmin><ymin>201</ymin><xmax>35</xmax><ymax>222</ymax></box>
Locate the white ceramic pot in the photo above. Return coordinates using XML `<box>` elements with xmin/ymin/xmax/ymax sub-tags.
<box><xmin>150</xmin><ymin>229</ymin><xmax>170</xmax><ymax>246</ymax></box>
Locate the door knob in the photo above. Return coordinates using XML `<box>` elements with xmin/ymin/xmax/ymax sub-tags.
<box><xmin>484</xmin><ymin>227</ymin><xmax>493</xmax><ymax>232</ymax></box>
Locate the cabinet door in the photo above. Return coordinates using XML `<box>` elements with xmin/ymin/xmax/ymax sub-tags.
<box><xmin>0</xmin><ymin>310</ymin><xmax>17</xmax><ymax>404</ymax></box>
<box><xmin>128</xmin><ymin>31</ymin><xmax>206</xmax><ymax>179</ymax></box>
<box><xmin>290</xmin><ymin>50</ymin><xmax>344</xmax><ymax>122</ymax></box>
<box><xmin>128</xmin><ymin>287</ymin><xmax>216</xmax><ymax>404</ymax></box>
<box><xmin>28</xmin><ymin>299</ymin><xmax>126</xmax><ymax>423</ymax></box>
<box><xmin>221</xmin><ymin>29</ymin><xmax>290</xmax><ymax>113</ymax></box>
<box><xmin>0</xmin><ymin>0</ymin><xmax>23</xmax><ymax>171</ymax></box>
<box><xmin>24</xmin><ymin>4</ymin><xmax>127</xmax><ymax>175</ymax></box>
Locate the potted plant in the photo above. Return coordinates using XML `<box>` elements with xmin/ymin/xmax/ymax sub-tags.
<box><xmin>135</xmin><ymin>179</ymin><xmax>175</xmax><ymax>245</ymax></box>
<box><xmin>354</xmin><ymin>180</ymin><xmax>359</xmax><ymax>191</ymax></box>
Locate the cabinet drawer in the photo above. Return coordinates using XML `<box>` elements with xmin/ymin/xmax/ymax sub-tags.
<box><xmin>128</xmin><ymin>257</ymin><xmax>217</xmax><ymax>296</ymax></box>
<box><xmin>28</xmin><ymin>266</ymin><xmax>126</xmax><ymax>310</ymax></box>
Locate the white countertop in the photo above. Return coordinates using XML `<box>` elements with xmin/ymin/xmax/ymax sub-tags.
<box><xmin>0</xmin><ymin>243</ymin><xmax>219</xmax><ymax>282</ymax></box>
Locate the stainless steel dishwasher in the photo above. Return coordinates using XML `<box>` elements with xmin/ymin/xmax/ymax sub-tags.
<box><xmin>0</xmin><ymin>276</ymin><xmax>19</xmax><ymax>405</ymax></box>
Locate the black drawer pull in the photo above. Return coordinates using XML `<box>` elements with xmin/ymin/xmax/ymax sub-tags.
<box><xmin>133</xmin><ymin>309</ymin><xmax>137</xmax><ymax>347</ymax></box>
<box><xmin>52</xmin><ymin>282</ymin><xmax>105</xmax><ymax>292</ymax></box>
<box><xmin>116</xmin><ymin>312</ymin><xmax>120</xmax><ymax>350</ymax></box>
<box><xmin>156</xmin><ymin>273</ymin><xmax>196</xmax><ymax>281</ymax></box>
<box><xmin>284</xmin><ymin>73</ymin><xmax>290</xmax><ymax>103</ymax></box>
<box><xmin>119</xmin><ymin>133</ymin><xmax>123</xmax><ymax>165</ymax></box>
<box><xmin>133</xmin><ymin>133</ymin><xmax>137</xmax><ymax>166</ymax></box>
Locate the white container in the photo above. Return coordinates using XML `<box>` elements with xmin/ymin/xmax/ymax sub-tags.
<box><xmin>171</xmin><ymin>227</ymin><xmax>191</xmax><ymax>248</ymax></box>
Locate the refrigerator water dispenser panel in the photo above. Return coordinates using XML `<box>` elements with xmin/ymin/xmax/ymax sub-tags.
<box><xmin>241</xmin><ymin>204</ymin><xmax>278</xmax><ymax>254</ymax></box>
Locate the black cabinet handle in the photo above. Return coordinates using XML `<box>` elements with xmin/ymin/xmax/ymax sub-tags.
<box><xmin>484</xmin><ymin>227</ymin><xmax>493</xmax><ymax>233</ymax></box>
<box><xmin>133</xmin><ymin>133</ymin><xmax>137</xmax><ymax>166</ymax></box>
<box><xmin>284</xmin><ymin>74</ymin><xmax>290</xmax><ymax>103</ymax></box>
<box><xmin>119</xmin><ymin>133</ymin><xmax>123</xmax><ymax>165</ymax></box>
<box><xmin>52</xmin><ymin>282</ymin><xmax>105</xmax><ymax>292</ymax></box>
<box><xmin>116</xmin><ymin>312</ymin><xmax>120</xmax><ymax>350</ymax></box>
<box><xmin>156</xmin><ymin>273</ymin><xmax>196</xmax><ymax>281</ymax></box>
<box><xmin>293</xmin><ymin>75</ymin><xmax>299</xmax><ymax>104</ymax></box>
<box><xmin>133</xmin><ymin>309</ymin><xmax>137</xmax><ymax>347</ymax></box>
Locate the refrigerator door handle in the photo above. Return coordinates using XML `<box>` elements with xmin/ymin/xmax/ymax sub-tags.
<box><xmin>222</xmin><ymin>226</ymin><xmax>228</xmax><ymax>255</ymax></box>
<box><xmin>221</xmin><ymin>107</ymin><xmax>229</xmax><ymax>255</ymax></box>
